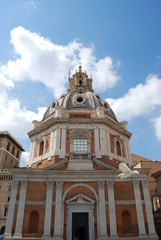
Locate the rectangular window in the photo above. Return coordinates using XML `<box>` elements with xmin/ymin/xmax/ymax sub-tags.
<box><xmin>4</xmin><ymin>207</ymin><xmax>8</xmax><ymax>217</ymax></box>
<box><xmin>73</xmin><ymin>139</ymin><xmax>88</xmax><ymax>153</ymax></box>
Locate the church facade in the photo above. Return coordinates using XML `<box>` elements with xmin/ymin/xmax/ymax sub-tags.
<box><xmin>5</xmin><ymin>67</ymin><xmax>157</xmax><ymax>240</ymax></box>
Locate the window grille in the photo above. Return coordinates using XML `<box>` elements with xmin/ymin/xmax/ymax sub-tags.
<box><xmin>73</xmin><ymin>139</ymin><xmax>88</xmax><ymax>153</ymax></box>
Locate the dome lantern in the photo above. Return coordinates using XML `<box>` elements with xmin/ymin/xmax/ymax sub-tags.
<box><xmin>68</xmin><ymin>66</ymin><xmax>93</xmax><ymax>93</ymax></box>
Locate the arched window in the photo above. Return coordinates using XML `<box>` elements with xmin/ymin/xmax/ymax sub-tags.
<box><xmin>28</xmin><ymin>210</ymin><xmax>39</xmax><ymax>233</ymax></box>
<box><xmin>122</xmin><ymin>210</ymin><xmax>132</xmax><ymax>234</ymax></box>
<box><xmin>116</xmin><ymin>141</ymin><xmax>121</xmax><ymax>156</ymax></box>
<box><xmin>39</xmin><ymin>141</ymin><xmax>44</xmax><ymax>156</ymax></box>
<box><xmin>79</xmin><ymin>80</ymin><xmax>82</xmax><ymax>86</ymax></box>
<box><xmin>0</xmin><ymin>226</ymin><xmax>5</xmax><ymax>234</ymax></box>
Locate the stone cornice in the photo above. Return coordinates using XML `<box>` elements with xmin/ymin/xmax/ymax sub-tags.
<box><xmin>11</xmin><ymin>168</ymin><xmax>149</xmax><ymax>182</ymax></box>
<box><xmin>28</xmin><ymin>116</ymin><xmax>132</xmax><ymax>139</ymax></box>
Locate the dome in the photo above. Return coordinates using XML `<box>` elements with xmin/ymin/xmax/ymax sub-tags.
<box><xmin>43</xmin><ymin>90</ymin><xmax>117</xmax><ymax>121</ymax></box>
<box><xmin>42</xmin><ymin>66</ymin><xmax>117</xmax><ymax>121</ymax></box>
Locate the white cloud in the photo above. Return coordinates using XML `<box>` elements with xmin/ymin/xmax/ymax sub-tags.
<box><xmin>20</xmin><ymin>151</ymin><xmax>29</xmax><ymax>167</ymax></box>
<box><xmin>1</xmin><ymin>26</ymin><xmax>120</xmax><ymax>98</ymax></box>
<box><xmin>0</xmin><ymin>91</ymin><xmax>46</xmax><ymax>138</ymax></box>
<box><xmin>107</xmin><ymin>74</ymin><xmax>161</xmax><ymax>120</ymax></box>
<box><xmin>0</xmin><ymin>26</ymin><xmax>120</xmax><ymax>140</ymax></box>
<box><xmin>152</xmin><ymin>116</ymin><xmax>161</xmax><ymax>141</ymax></box>
<box><xmin>26</xmin><ymin>1</ymin><xmax>39</xmax><ymax>9</ymax></box>
<box><xmin>106</xmin><ymin>74</ymin><xmax>161</xmax><ymax>140</ymax></box>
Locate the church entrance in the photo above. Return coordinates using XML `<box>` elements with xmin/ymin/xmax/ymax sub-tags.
<box><xmin>72</xmin><ymin>213</ymin><xmax>89</xmax><ymax>240</ymax></box>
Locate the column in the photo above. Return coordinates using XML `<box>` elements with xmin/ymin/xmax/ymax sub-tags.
<box><xmin>107</xmin><ymin>181</ymin><xmax>118</xmax><ymax>238</ymax></box>
<box><xmin>5</xmin><ymin>181</ymin><xmax>19</xmax><ymax>237</ymax></box>
<box><xmin>43</xmin><ymin>181</ymin><xmax>54</xmax><ymax>238</ymax></box>
<box><xmin>53</xmin><ymin>182</ymin><xmax>63</xmax><ymax>240</ymax></box>
<box><xmin>133</xmin><ymin>181</ymin><xmax>147</xmax><ymax>237</ymax></box>
<box><xmin>97</xmin><ymin>182</ymin><xmax>107</xmax><ymax>237</ymax></box>
<box><xmin>14</xmin><ymin>180</ymin><xmax>28</xmax><ymax>237</ymax></box>
<box><xmin>141</xmin><ymin>180</ymin><xmax>157</xmax><ymax>237</ymax></box>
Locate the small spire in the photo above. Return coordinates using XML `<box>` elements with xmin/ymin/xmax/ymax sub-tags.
<box><xmin>78</xmin><ymin>63</ymin><xmax>82</xmax><ymax>72</ymax></box>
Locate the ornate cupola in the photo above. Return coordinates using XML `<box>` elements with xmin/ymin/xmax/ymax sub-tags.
<box><xmin>68</xmin><ymin>64</ymin><xmax>93</xmax><ymax>93</ymax></box>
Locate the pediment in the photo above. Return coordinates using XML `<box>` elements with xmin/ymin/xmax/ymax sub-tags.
<box><xmin>66</xmin><ymin>193</ymin><xmax>95</xmax><ymax>205</ymax></box>
<box><xmin>93</xmin><ymin>158</ymin><xmax>117</xmax><ymax>170</ymax></box>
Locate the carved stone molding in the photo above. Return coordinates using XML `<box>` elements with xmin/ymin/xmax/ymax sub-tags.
<box><xmin>97</xmin><ymin>181</ymin><xmax>105</xmax><ymax>189</ymax></box>
<box><xmin>12</xmin><ymin>180</ymin><xmax>19</xmax><ymax>188</ymax></box>
<box><xmin>47</xmin><ymin>181</ymin><xmax>54</xmax><ymax>189</ymax></box>
<box><xmin>56</xmin><ymin>181</ymin><xmax>63</xmax><ymax>190</ymax></box>
<box><xmin>141</xmin><ymin>180</ymin><xmax>149</xmax><ymax>189</ymax></box>
<box><xmin>107</xmin><ymin>181</ymin><xmax>114</xmax><ymax>189</ymax></box>
<box><xmin>132</xmin><ymin>180</ymin><xmax>140</xmax><ymax>189</ymax></box>
<box><xmin>112</xmin><ymin>135</ymin><xmax>123</xmax><ymax>148</ymax></box>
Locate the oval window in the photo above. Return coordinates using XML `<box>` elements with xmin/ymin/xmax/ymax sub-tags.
<box><xmin>77</xmin><ymin>97</ymin><xmax>83</xmax><ymax>103</ymax></box>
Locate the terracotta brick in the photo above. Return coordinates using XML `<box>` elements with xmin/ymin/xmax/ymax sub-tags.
<box><xmin>69</xmin><ymin>113</ymin><xmax>91</xmax><ymax>118</ymax></box>
<box><xmin>114</xmin><ymin>182</ymin><xmax>135</xmax><ymax>201</ymax></box>
<box><xmin>115</xmin><ymin>204</ymin><xmax>138</xmax><ymax>237</ymax></box>
<box><xmin>26</xmin><ymin>182</ymin><xmax>46</xmax><ymax>201</ymax></box>
<box><xmin>22</xmin><ymin>205</ymin><xmax>45</xmax><ymax>237</ymax></box>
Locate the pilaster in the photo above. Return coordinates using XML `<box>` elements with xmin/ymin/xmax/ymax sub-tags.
<box><xmin>50</xmin><ymin>131</ymin><xmax>54</xmax><ymax>153</ymax></box>
<box><xmin>43</xmin><ymin>181</ymin><xmax>54</xmax><ymax>239</ymax></box>
<box><xmin>5</xmin><ymin>181</ymin><xmax>19</xmax><ymax>237</ymax></box>
<box><xmin>55</xmin><ymin>128</ymin><xmax>61</xmax><ymax>153</ymax></box>
<box><xmin>133</xmin><ymin>181</ymin><xmax>147</xmax><ymax>238</ymax></box>
<box><xmin>53</xmin><ymin>181</ymin><xmax>63</xmax><ymax>240</ymax></box>
<box><xmin>141</xmin><ymin>180</ymin><xmax>157</xmax><ymax>238</ymax></box>
<box><xmin>107</xmin><ymin>181</ymin><xmax>118</xmax><ymax>238</ymax></box>
<box><xmin>97</xmin><ymin>181</ymin><xmax>107</xmax><ymax>237</ymax></box>
<box><xmin>14</xmin><ymin>180</ymin><xmax>28</xmax><ymax>238</ymax></box>
<box><xmin>106</xmin><ymin>131</ymin><xmax>111</xmax><ymax>154</ymax></box>
<box><xmin>94</xmin><ymin>128</ymin><xmax>101</xmax><ymax>158</ymax></box>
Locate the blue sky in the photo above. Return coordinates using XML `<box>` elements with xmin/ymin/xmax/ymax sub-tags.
<box><xmin>0</xmin><ymin>0</ymin><xmax>161</xmax><ymax>165</ymax></box>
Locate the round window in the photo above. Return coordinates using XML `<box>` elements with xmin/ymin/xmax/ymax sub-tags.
<box><xmin>77</xmin><ymin>97</ymin><xmax>83</xmax><ymax>103</ymax></box>
<box><xmin>51</xmin><ymin>102</ymin><xmax>56</xmax><ymax>108</ymax></box>
<box><xmin>104</xmin><ymin>102</ymin><xmax>109</xmax><ymax>109</ymax></box>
